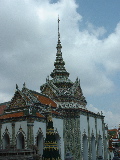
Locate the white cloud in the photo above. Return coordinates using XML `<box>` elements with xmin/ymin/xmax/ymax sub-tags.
<box><xmin>0</xmin><ymin>93</ymin><xmax>11</xmax><ymax>103</ymax></box>
<box><xmin>85</xmin><ymin>22</ymin><xmax>107</xmax><ymax>38</ymax></box>
<box><xmin>0</xmin><ymin>0</ymin><xmax>120</xmax><ymax>105</ymax></box>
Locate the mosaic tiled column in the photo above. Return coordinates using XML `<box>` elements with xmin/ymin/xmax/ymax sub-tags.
<box><xmin>75</xmin><ymin>118</ymin><xmax>81</xmax><ymax>160</ymax></box>
<box><xmin>11</xmin><ymin>123</ymin><xmax>15</xmax><ymax>146</ymax></box>
<box><xmin>27</xmin><ymin>122</ymin><xmax>34</xmax><ymax>148</ymax></box>
<box><xmin>64</xmin><ymin>116</ymin><xmax>81</xmax><ymax>160</ymax></box>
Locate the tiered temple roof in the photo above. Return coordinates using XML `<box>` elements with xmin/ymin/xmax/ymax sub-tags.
<box><xmin>0</xmin><ymin>84</ymin><xmax>60</xmax><ymax>121</ymax></box>
<box><xmin>40</xmin><ymin>17</ymin><xmax>87</xmax><ymax>107</ymax></box>
<box><xmin>0</xmin><ymin>81</ymin><xmax>104</xmax><ymax>121</ymax></box>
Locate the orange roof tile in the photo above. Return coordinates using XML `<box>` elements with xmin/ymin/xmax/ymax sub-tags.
<box><xmin>36</xmin><ymin>112</ymin><xmax>45</xmax><ymax>118</ymax></box>
<box><xmin>109</xmin><ymin>129</ymin><xmax>118</xmax><ymax>131</ymax></box>
<box><xmin>0</xmin><ymin>105</ymin><xmax>7</xmax><ymax>115</ymax></box>
<box><xmin>0</xmin><ymin>112</ymin><xmax>24</xmax><ymax>119</ymax></box>
<box><xmin>34</xmin><ymin>94</ymin><xmax>57</xmax><ymax>108</ymax></box>
<box><xmin>52</xmin><ymin>110</ymin><xmax>60</xmax><ymax>115</ymax></box>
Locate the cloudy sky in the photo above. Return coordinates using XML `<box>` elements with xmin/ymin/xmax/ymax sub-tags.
<box><xmin>0</xmin><ymin>0</ymin><xmax>120</xmax><ymax>128</ymax></box>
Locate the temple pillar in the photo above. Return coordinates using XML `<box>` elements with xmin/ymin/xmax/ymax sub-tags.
<box><xmin>11</xmin><ymin>123</ymin><xmax>15</xmax><ymax>146</ymax></box>
<box><xmin>95</xmin><ymin>117</ymin><xmax>98</xmax><ymax>158</ymax></box>
<box><xmin>102</xmin><ymin>118</ymin><xmax>106</xmax><ymax>159</ymax></box>
<box><xmin>27</xmin><ymin>122</ymin><xmax>34</xmax><ymax>148</ymax></box>
<box><xmin>87</xmin><ymin>116</ymin><xmax>91</xmax><ymax>160</ymax></box>
<box><xmin>64</xmin><ymin>113</ymin><xmax>81</xmax><ymax>160</ymax></box>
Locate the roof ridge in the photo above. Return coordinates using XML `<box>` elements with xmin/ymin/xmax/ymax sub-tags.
<box><xmin>30</xmin><ymin>90</ymin><xmax>53</xmax><ymax>99</ymax></box>
<box><xmin>0</xmin><ymin>102</ymin><xmax>10</xmax><ymax>106</ymax></box>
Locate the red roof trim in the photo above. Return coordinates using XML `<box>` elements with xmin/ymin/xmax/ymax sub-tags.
<box><xmin>52</xmin><ymin>110</ymin><xmax>60</xmax><ymax>115</ymax></box>
<box><xmin>34</xmin><ymin>94</ymin><xmax>57</xmax><ymax>108</ymax></box>
<box><xmin>36</xmin><ymin>112</ymin><xmax>45</xmax><ymax>118</ymax></box>
<box><xmin>0</xmin><ymin>112</ymin><xmax>24</xmax><ymax>119</ymax></box>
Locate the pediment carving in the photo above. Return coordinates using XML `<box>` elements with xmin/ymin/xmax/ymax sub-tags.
<box><xmin>43</xmin><ymin>86</ymin><xmax>56</xmax><ymax>98</ymax></box>
<box><xmin>74</xmin><ymin>86</ymin><xmax>83</xmax><ymax>99</ymax></box>
<box><xmin>9</xmin><ymin>91</ymin><xmax>26</xmax><ymax>108</ymax></box>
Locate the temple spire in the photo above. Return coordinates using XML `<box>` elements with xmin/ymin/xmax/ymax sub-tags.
<box><xmin>50</xmin><ymin>17</ymin><xmax>69</xmax><ymax>79</ymax></box>
<box><xmin>57</xmin><ymin>15</ymin><xmax>62</xmax><ymax>49</ymax></box>
<box><xmin>58</xmin><ymin>15</ymin><xmax>60</xmax><ymax>41</ymax></box>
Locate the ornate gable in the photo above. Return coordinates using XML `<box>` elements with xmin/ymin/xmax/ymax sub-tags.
<box><xmin>22</xmin><ymin>83</ymin><xmax>39</xmax><ymax>104</ymax></box>
<box><xmin>9</xmin><ymin>90</ymin><xmax>26</xmax><ymax>109</ymax></box>
<box><xmin>42</xmin><ymin>86</ymin><xmax>56</xmax><ymax>98</ymax></box>
<box><xmin>74</xmin><ymin>86</ymin><xmax>83</xmax><ymax>99</ymax></box>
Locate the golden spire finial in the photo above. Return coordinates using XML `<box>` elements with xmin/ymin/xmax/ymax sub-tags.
<box><xmin>58</xmin><ymin>15</ymin><xmax>60</xmax><ymax>41</ymax></box>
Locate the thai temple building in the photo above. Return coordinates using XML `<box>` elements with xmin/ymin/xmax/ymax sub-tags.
<box><xmin>0</xmin><ymin>18</ymin><xmax>108</xmax><ymax>160</ymax></box>
<box><xmin>108</xmin><ymin>126</ymin><xmax>120</xmax><ymax>159</ymax></box>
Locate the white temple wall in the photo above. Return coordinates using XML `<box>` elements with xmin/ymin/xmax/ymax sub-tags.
<box><xmin>33</xmin><ymin>120</ymin><xmax>46</xmax><ymax>155</ymax></box>
<box><xmin>89</xmin><ymin>116</ymin><xmax>96</xmax><ymax>137</ymax></box>
<box><xmin>1</xmin><ymin>122</ymin><xmax>28</xmax><ymax>149</ymax></box>
<box><xmin>15</xmin><ymin>121</ymin><xmax>27</xmax><ymax>136</ymax></box>
<box><xmin>91</xmin><ymin>135</ymin><xmax>96</xmax><ymax>160</ymax></box>
<box><xmin>80</xmin><ymin>114</ymin><xmax>88</xmax><ymax>136</ymax></box>
<box><xmin>80</xmin><ymin>114</ymin><xmax>89</xmax><ymax>160</ymax></box>
<box><xmin>105</xmin><ymin>129</ymin><xmax>108</xmax><ymax>137</ymax></box>
<box><xmin>83</xmin><ymin>134</ymin><xmax>88</xmax><ymax>160</ymax></box>
<box><xmin>1</xmin><ymin>123</ymin><xmax>12</xmax><ymax>137</ymax></box>
<box><xmin>33</xmin><ymin>121</ymin><xmax>46</xmax><ymax>142</ymax></box>
<box><xmin>97</xmin><ymin>118</ymin><xmax>103</xmax><ymax>136</ymax></box>
<box><xmin>79</xmin><ymin>113</ymin><xmax>107</xmax><ymax>160</ymax></box>
<box><xmin>0</xmin><ymin>115</ymin><xmax>107</xmax><ymax>160</ymax></box>
<box><xmin>96</xmin><ymin>118</ymin><xmax>105</xmax><ymax>159</ymax></box>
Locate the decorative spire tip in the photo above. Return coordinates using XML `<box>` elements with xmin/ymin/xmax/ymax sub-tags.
<box><xmin>58</xmin><ymin>15</ymin><xmax>60</xmax><ymax>41</ymax></box>
<box><xmin>16</xmin><ymin>84</ymin><xmax>18</xmax><ymax>90</ymax></box>
<box><xmin>23</xmin><ymin>82</ymin><xmax>26</xmax><ymax>88</ymax></box>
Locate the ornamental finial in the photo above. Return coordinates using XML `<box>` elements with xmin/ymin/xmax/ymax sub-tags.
<box><xmin>16</xmin><ymin>84</ymin><xmax>18</xmax><ymax>90</ymax></box>
<box><xmin>23</xmin><ymin>82</ymin><xmax>26</xmax><ymax>88</ymax></box>
<box><xmin>58</xmin><ymin>15</ymin><xmax>60</xmax><ymax>41</ymax></box>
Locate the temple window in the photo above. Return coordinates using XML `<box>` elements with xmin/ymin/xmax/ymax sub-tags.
<box><xmin>3</xmin><ymin>133</ymin><xmax>10</xmax><ymax>149</ymax></box>
<box><xmin>36</xmin><ymin>132</ymin><xmax>43</xmax><ymax>156</ymax></box>
<box><xmin>17</xmin><ymin>132</ymin><xmax>25</xmax><ymax>149</ymax></box>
